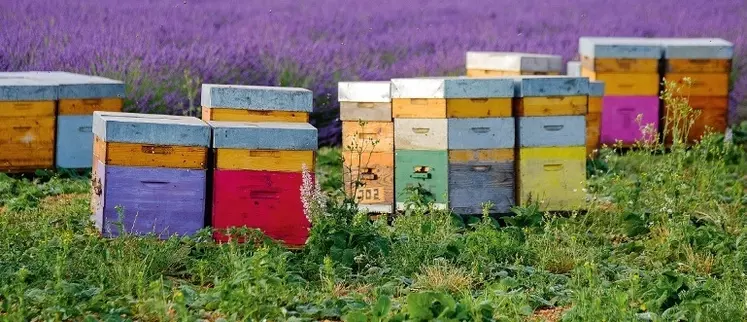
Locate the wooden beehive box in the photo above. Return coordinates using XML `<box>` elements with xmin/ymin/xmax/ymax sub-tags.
<box><xmin>466</xmin><ymin>52</ymin><xmax>563</xmax><ymax>77</ymax></box>
<box><xmin>200</xmin><ymin>84</ymin><xmax>312</xmax><ymax>122</ymax></box>
<box><xmin>338</xmin><ymin>81</ymin><xmax>394</xmax><ymax>213</ymax></box>
<box><xmin>514</xmin><ymin>76</ymin><xmax>588</xmax><ymax>211</ymax></box>
<box><xmin>579</xmin><ymin>37</ymin><xmax>662</xmax><ymax>146</ymax></box>
<box><xmin>579</xmin><ymin>37</ymin><xmax>661</xmax><ymax>96</ymax></box>
<box><xmin>36</xmin><ymin>72</ymin><xmax>125</xmax><ymax>169</ymax></box>
<box><xmin>661</xmin><ymin>38</ymin><xmax>733</xmax><ymax>144</ymax></box>
<box><xmin>209</xmin><ymin>121</ymin><xmax>318</xmax><ymax>247</ymax></box>
<box><xmin>0</xmin><ymin>76</ymin><xmax>58</xmax><ymax>172</ymax></box>
<box><xmin>91</xmin><ymin>111</ymin><xmax>211</xmax><ymax>239</ymax></box>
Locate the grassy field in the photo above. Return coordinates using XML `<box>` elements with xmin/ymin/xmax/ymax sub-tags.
<box><xmin>1</xmin><ymin>95</ymin><xmax>747</xmax><ymax>320</ymax></box>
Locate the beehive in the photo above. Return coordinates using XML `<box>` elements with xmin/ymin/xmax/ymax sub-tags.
<box><xmin>29</xmin><ymin>72</ymin><xmax>125</xmax><ymax>169</ymax></box>
<box><xmin>661</xmin><ymin>38</ymin><xmax>733</xmax><ymax>144</ymax></box>
<box><xmin>0</xmin><ymin>76</ymin><xmax>58</xmax><ymax>172</ymax></box>
<box><xmin>338</xmin><ymin>81</ymin><xmax>394</xmax><ymax>213</ymax></box>
<box><xmin>579</xmin><ymin>37</ymin><xmax>662</xmax><ymax>146</ymax></box>
<box><xmin>91</xmin><ymin>111</ymin><xmax>210</xmax><ymax>238</ymax></box>
<box><xmin>209</xmin><ymin>121</ymin><xmax>317</xmax><ymax>247</ymax></box>
<box><xmin>466</xmin><ymin>52</ymin><xmax>563</xmax><ymax>77</ymax></box>
<box><xmin>567</xmin><ymin>61</ymin><xmax>582</xmax><ymax>77</ymax></box>
<box><xmin>200</xmin><ymin>84</ymin><xmax>313</xmax><ymax>122</ymax></box>
<box><xmin>444</xmin><ymin>77</ymin><xmax>515</xmax><ymax>214</ymax></box>
<box><xmin>515</xmin><ymin>76</ymin><xmax>589</xmax><ymax>211</ymax></box>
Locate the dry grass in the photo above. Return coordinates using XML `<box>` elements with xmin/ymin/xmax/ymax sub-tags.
<box><xmin>412</xmin><ymin>260</ymin><xmax>474</xmax><ymax>294</ymax></box>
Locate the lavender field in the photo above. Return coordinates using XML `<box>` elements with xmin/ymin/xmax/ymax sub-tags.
<box><xmin>2</xmin><ymin>0</ymin><xmax>746</xmax><ymax>145</ymax></box>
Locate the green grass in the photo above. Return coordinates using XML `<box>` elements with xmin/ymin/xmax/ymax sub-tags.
<box><xmin>2</xmin><ymin>83</ymin><xmax>747</xmax><ymax>321</ymax></box>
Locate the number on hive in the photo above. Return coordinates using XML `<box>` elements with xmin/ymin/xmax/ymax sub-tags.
<box><xmin>356</xmin><ymin>188</ymin><xmax>381</xmax><ymax>201</ymax></box>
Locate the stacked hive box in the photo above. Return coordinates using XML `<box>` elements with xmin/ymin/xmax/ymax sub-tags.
<box><xmin>515</xmin><ymin>76</ymin><xmax>589</xmax><ymax>211</ymax></box>
<box><xmin>0</xmin><ymin>76</ymin><xmax>58</xmax><ymax>172</ymax></box>
<box><xmin>91</xmin><ymin>111</ymin><xmax>210</xmax><ymax>238</ymax></box>
<box><xmin>201</xmin><ymin>84</ymin><xmax>311</xmax><ymax>123</ymax></box>
<box><xmin>466</xmin><ymin>52</ymin><xmax>563</xmax><ymax>77</ymax></box>
<box><xmin>209</xmin><ymin>121</ymin><xmax>317</xmax><ymax>247</ymax></box>
<box><xmin>661</xmin><ymin>38</ymin><xmax>733</xmax><ymax>143</ymax></box>
<box><xmin>579</xmin><ymin>37</ymin><xmax>662</xmax><ymax>146</ymax></box>
<box><xmin>338</xmin><ymin>81</ymin><xmax>394</xmax><ymax>214</ymax></box>
<box><xmin>200</xmin><ymin>84</ymin><xmax>316</xmax><ymax>247</ymax></box>
<box><xmin>43</xmin><ymin>72</ymin><xmax>125</xmax><ymax>169</ymax></box>
<box><xmin>567</xmin><ymin>62</ymin><xmax>606</xmax><ymax>156</ymax></box>
<box><xmin>444</xmin><ymin>77</ymin><xmax>515</xmax><ymax>215</ymax></box>
<box><xmin>390</xmin><ymin>78</ymin><xmax>449</xmax><ymax>210</ymax></box>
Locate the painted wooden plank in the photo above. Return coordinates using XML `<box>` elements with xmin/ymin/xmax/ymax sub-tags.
<box><xmin>342</xmin><ymin>121</ymin><xmax>393</xmax><ymax>153</ymax></box>
<box><xmin>0</xmin><ymin>77</ymin><xmax>58</xmax><ymax>101</ymax></box>
<box><xmin>665</xmin><ymin>59</ymin><xmax>731</xmax><ymax>73</ymax></box>
<box><xmin>0</xmin><ymin>116</ymin><xmax>55</xmax><ymax>171</ymax></box>
<box><xmin>201</xmin><ymin>107</ymin><xmax>309</xmax><ymax>123</ymax></box>
<box><xmin>338</xmin><ymin>81</ymin><xmax>391</xmax><ymax>102</ymax></box>
<box><xmin>93</xmin><ymin>111</ymin><xmax>211</xmax><ymax>147</ymax></box>
<box><xmin>513</xmin><ymin>76</ymin><xmax>590</xmax><ymax>97</ymax></box>
<box><xmin>212</xmin><ymin>170</ymin><xmax>310</xmax><ymax>246</ymax></box>
<box><xmin>395</xmin><ymin>150</ymin><xmax>448</xmax><ymax>209</ymax></box>
<box><xmin>209</xmin><ymin>121</ymin><xmax>318</xmax><ymax>150</ymax></box>
<box><xmin>518</xmin><ymin>146</ymin><xmax>586</xmax><ymax>211</ymax></box>
<box><xmin>664</xmin><ymin>73</ymin><xmax>729</xmax><ymax>96</ymax></box>
<box><xmin>588</xmin><ymin>97</ymin><xmax>603</xmax><ymax>114</ymax></box>
<box><xmin>391</xmin><ymin>77</ymin><xmax>514</xmax><ymax>99</ymax></box>
<box><xmin>566</xmin><ymin>61</ymin><xmax>581</xmax><ymax>76</ymax></box>
<box><xmin>466</xmin><ymin>52</ymin><xmax>563</xmax><ymax>72</ymax></box>
<box><xmin>600</xmin><ymin>96</ymin><xmax>659</xmax><ymax>146</ymax></box>
<box><xmin>201</xmin><ymin>84</ymin><xmax>312</xmax><ymax>112</ymax></box>
<box><xmin>95</xmin><ymin>164</ymin><xmax>207</xmax><ymax>239</ymax></box>
<box><xmin>339</xmin><ymin>102</ymin><xmax>392</xmax><ymax>121</ymax></box>
<box><xmin>343</xmin><ymin>151</ymin><xmax>394</xmax><ymax>212</ymax></box>
<box><xmin>56</xmin><ymin>115</ymin><xmax>94</xmax><ymax>169</ymax></box>
<box><xmin>448</xmin><ymin>149</ymin><xmax>513</xmax><ymax>163</ymax></box>
<box><xmin>214</xmin><ymin>149</ymin><xmax>314</xmax><ymax>172</ymax></box>
<box><xmin>11</xmin><ymin>71</ymin><xmax>125</xmax><ymax>99</ymax></box>
<box><xmin>392</xmin><ymin>98</ymin><xmax>446</xmax><ymax>118</ymax></box>
<box><xmin>660</xmin><ymin>38</ymin><xmax>733</xmax><ymax>59</ymax></box>
<box><xmin>516</xmin><ymin>95</ymin><xmax>588</xmax><ymax>116</ymax></box>
<box><xmin>518</xmin><ymin>116</ymin><xmax>586</xmax><ymax>147</ymax></box>
<box><xmin>91</xmin><ymin>159</ymin><xmax>105</xmax><ymax>224</ymax></box>
<box><xmin>445</xmin><ymin>98</ymin><xmax>512</xmax><ymax>118</ymax></box>
<box><xmin>58</xmin><ymin>98</ymin><xmax>123</xmax><ymax>115</ymax></box>
<box><xmin>580</xmin><ymin>56</ymin><xmax>659</xmax><ymax>73</ymax></box>
<box><xmin>589</xmin><ymin>81</ymin><xmax>605</xmax><ymax>97</ymax></box>
<box><xmin>448</xmin><ymin>149</ymin><xmax>514</xmax><ymax>214</ymax></box>
<box><xmin>0</xmin><ymin>101</ymin><xmax>55</xmax><ymax>117</ymax></box>
<box><xmin>448</xmin><ymin>118</ymin><xmax>514</xmax><ymax>150</ymax></box>
<box><xmin>578</xmin><ymin>37</ymin><xmax>663</xmax><ymax>59</ymax></box>
<box><xmin>586</xmin><ymin>112</ymin><xmax>601</xmax><ymax>156</ymax></box>
<box><xmin>581</xmin><ymin>69</ymin><xmax>660</xmax><ymax>96</ymax></box>
<box><xmin>466</xmin><ymin>69</ymin><xmax>561</xmax><ymax>77</ymax></box>
<box><xmin>394</xmin><ymin>118</ymin><xmax>448</xmax><ymax>150</ymax></box>
<box><xmin>664</xmin><ymin>97</ymin><xmax>728</xmax><ymax>144</ymax></box>
<box><xmin>94</xmin><ymin>135</ymin><xmax>208</xmax><ymax>169</ymax></box>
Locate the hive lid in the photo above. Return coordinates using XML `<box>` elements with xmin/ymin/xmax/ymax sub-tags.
<box><xmin>209</xmin><ymin>121</ymin><xmax>318</xmax><ymax>150</ymax></box>
<box><xmin>660</xmin><ymin>38</ymin><xmax>734</xmax><ymax>59</ymax></box>
<box><xmin>390</xmin><ymin>76</ymin><xmax>514</xmax><ymax>99</ymax></box>
<box><xmin>579</xmin><ymin>37</ymin><xmax>663</xmax><ymax>59</ymax></box>
<box><xmin>466</xmin><ymin>51</ymin><xmax>563</xmax><ymax>72</ymax></box>
<box><xmin>512</xmin><ymin>76</ymin><xmax>590</xmax><ymax>97</ymax></box>
<box><xmin>3</xmin><ymin>71</ymin><xmax>124</xmax><ymax>99</ymax></box>
<box><xmin>0</xmin><ymin>76</ymin><xmax>58</xmax><ymax>101</ymax></box>
<box><xmin>92</xmin><ymin>111</ymin><xmax>210</xmax><ymax>147</ymax></box>
<box><xmin>201</xmin><ymin>84</ymin><xmax>313</xmax><ymax>112</ymax></box>
<box><xmin>338</xmin><ymin>81</ymin><xmax>391</xmax><ymax>102</ymax></box>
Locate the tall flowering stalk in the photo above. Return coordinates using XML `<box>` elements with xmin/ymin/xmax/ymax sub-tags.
<box><xmin>300</xmin><ymin>163</ymin><xmax>327</xmax><ymax>224</ymax></box>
